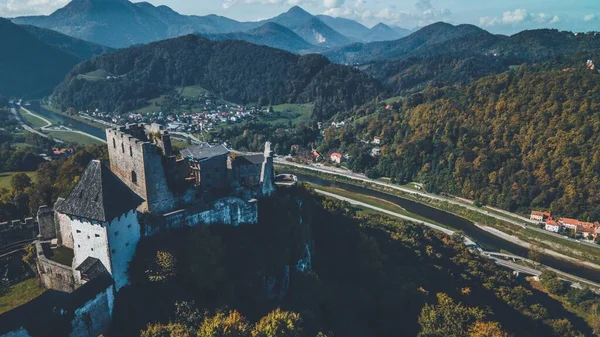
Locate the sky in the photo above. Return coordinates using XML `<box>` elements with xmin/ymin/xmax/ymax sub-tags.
<box><xmin>0</xmin><ymin>0</ymin><xmax>599</xmax><ymax>34</ymax></box>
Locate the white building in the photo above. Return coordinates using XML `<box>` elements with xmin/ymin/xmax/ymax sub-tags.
<box><xmin>55</xmin><ymin>160</ymin><xmax>144</xmax><ymax>290</ymax></box>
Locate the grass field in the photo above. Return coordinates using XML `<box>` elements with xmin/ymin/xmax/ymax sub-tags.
<box><xmin>76</xmin><ymin>69</ymin><xmax>113</xmax><ymax>81</ymax></box>
<box><xmin>0</xmin><ymin>172</ymin><xmax>38</xmax><ymax>190</ymax></box>
<box><xmin>18</xmin><ymin>109</ymin><xmax>47</xmax><ymax>129</ymax></box>
<box><xmin>47</xmin><ymin>131</ymin><xmax>103</xmax><ymax>145</ymax></box>
<box><xmin>260</xmin><ymin>103</ymin><xmax>313</xmax><ymax>126</ymax></box>
<box><xmin>383</xmin><ymin>96</ymin><xmax>403</xmax><ymax>105</ymax></box>
<box><xmin>178</xmin><ymin>85</ymin><xmax>209</xmax><ymax>98</ymax></box>
<box><xmin>0</xmin><ymin>278</ymin><xmax>46</xmax><ymax>315</ymax></box>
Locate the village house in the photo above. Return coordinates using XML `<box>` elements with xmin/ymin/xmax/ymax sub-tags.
<box><xmin>373</xmin><ymin>136</ymin><xmax>382</xmax><ymax>145</ymax></box>
<box><xmin>544</xmin><ymin>218</ymin><xmax>562</xmax><ymax>233</ymax></box>
<box><xmin>530</xmin><ymin>210</ymin><xmax>551</xmax><ymax>223</ymax></box>
<box><xmin>330</xmin><ymin>152</ymin><xmax>343</xmax><ymax>164</ymax></box>
<box><xmin>313</xmin><ymin>150</ymin><xmax>322</xmax><ymax>162</ymax></box>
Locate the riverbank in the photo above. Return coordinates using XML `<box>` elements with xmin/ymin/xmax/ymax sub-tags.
<box><xmin>19</xmin><ymin>105</ymin><xmax>105</xmax><ymax>145</ymax></box>
<box><xmin>277</xmin><ymin>163</ymin><xmax>600</xmax><ymax>273</ymax></box>
<box><xmin>41</xmin><ymin>105</ymin><xmax>110</xmax><ymax>130</ymax></box>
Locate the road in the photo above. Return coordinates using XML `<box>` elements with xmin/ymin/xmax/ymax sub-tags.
<box><xmin>8</xmin><ymin>104</ymin><xmax>64</xmax><ymax>143</ymax></box>
<box><xmin>314</xmin><ymin>187</ymin><xmax>600</xmax><ymax>290</ymax></box>
<box><xmin>275</xmin><ymin>159</ymin><xmax>600</xmax><ymax>250</ymax></box>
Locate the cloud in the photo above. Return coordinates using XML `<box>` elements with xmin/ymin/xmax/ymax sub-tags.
<box><xmin>479</xmin><ymin>9</ymin><xmax>560</xmax><ymax>27</ymax></box>
<box><xmin>323</xmin><ymin>0</ymin><xmax>449</xmax><ymax>28</ymax></box>
<box><xmin>323</xmin><ymin>0</ymin><xmax>344</xmax><ymax>9</ymax></box>
<box><xmin>584</xmin><ymin>14</ymin><xmax>596</xmax><ymax>22</ymax></box>
<box><xmin>221</xmin><ymin>0</ymin><xmax>309</xmax><ymax>10</ymax></box>
<box><xmin>0</xmin><ymin>0</ymin><xmax>69</xmax><ymax>16</ymax></box>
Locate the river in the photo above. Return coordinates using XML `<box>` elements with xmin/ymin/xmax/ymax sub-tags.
<box><xmin>26</xmin><ymin>101</ymin><xmax>106</xmax><ymax>140</ymax></box>
<box><xmin>296</xmin><ymin>173</ymin><xmax>600</xmax><ymax>283</ymax></box>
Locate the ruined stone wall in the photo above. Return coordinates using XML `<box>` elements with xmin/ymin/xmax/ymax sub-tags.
<box><xmin>260</xmin><ymin>142</ymin><xmax>276</xmax><ymax>197</ymax></box>
<box><xmin>107</xmin><ymin>127</ymin><xmax>195</xmax><ymax>215</ymax></box>
<box><xmin>199</xmin><ymin>154</ymin><xmax>230</xmax><ymax>197</ymax></box>
<box><xmin>36</xmin><ymin>243</ymin><xmax>76</xmax><ymax>293</ymax></box>
<box><xmin>57</xmin><ymin>210</ymin><xmax>74</xmax><ymax>249</ymax></box>
<box><xmin>0</xmin><ymin>218</ymin><xmax>36</xmax><ymax>246</ymax></box>
<box><xmin>37</xmin><ymin>206</ymin><xmax>56</xmax><ymax>241</ymax></box>
<box><xmin>106</xmin><ymin>128</ymin><xmax>150</xmax><ymax>209</ymax></box>
<box><xmin>143</xmin><ymin>197</ymin><xmax>258</xmax><ymax>236</ymax></box>
<box><xmin>70</xmin><ymin>285</ymin><xmax>114</xmax><ymax>337</ymax></box>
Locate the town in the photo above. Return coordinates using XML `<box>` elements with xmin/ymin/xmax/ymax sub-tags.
<box><xmin>530</xmin><ymin>210</ymin><xmax>600</xmax><ymax>241</ymax></box>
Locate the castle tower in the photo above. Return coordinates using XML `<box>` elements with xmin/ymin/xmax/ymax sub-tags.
<box><xmin>260</xmin><ymin>142</ymin><xmax>276</xmax><ymax>197</ymax></box>
<box><xmin>54</xmin><ymin>160</ymin><xmax>144</xmax><ymax>290</ymax></box>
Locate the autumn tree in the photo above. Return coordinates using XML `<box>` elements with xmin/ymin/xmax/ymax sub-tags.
<box><xmin>418</xmin><ymin>293</ymin><xmax>487</xmax><ymax>337</ymax></box>
<box><xmin>198</xmin><ymin>310</ymin><xmax>251</xmax><ymax>337</ymax></box>
<box><xmin>251</xmin><ymin>309</ymin><xmax>304</xmax><ymax>337</ymax></box>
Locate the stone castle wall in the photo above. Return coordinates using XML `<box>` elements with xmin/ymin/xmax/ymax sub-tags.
<box><xmin>36</xmin><ymin>243</ymin><xmax>76</xmax><ymax>293</ymax></box>
<box><xmin>0</xmin><ymin>218</ymin><xmax>37</xmax><ymax>247</ymax></box>
<box><xmin>70</xmin><ymin>285</ymin><xmax>114</xmax><ymax>337</ymax></box>
<box><xmin>143</xmin><ymin>197</ymin><xmax>258</xmax><ymax>236</ymax></box>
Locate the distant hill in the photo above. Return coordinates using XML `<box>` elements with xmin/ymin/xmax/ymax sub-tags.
<box><xmin>203</xmin><ymin>22</ymin><xmax>312</xmax><ymax>53</ymax></box>
<box><xmin>324</xmin><ymin>22</ymin><xmax>600</xmax><ymax>94</ymax></box>
<box><xmin>20</xmin><ymin>24</ymin><xmax>111</xmax><ymax>59</ymax></box>
<box><xmin>52</xmin><ymin>35</ymin><xmax>383</xmax><ymax>119</ymax></box>
<box><xmin>0</xmin><ymin>18</ymin><xmax>81</xmax><ymax>97</ymax></box>
<box><xmin>325</xmin><ymin>22</ymin><xmax>491</xmax><ymax>64</ymax></box>
<box><xmin>263</xmin><ymin>7</ymin><xmax>352</xmax><ymax>47</ymax></box>
<box><xmin>12</xmin><ymin>0</ymin><xmax>260</xmax><ymax>48</ymax></box>
<box><xmin>363</xmin><ymin>23</ymin><xmax>405</xmax><ymax>42</ymax></box>
<box><xmin>315</xmin><ymin>15</ymin><xmax>371</xmax><ymax>41</ymax></box>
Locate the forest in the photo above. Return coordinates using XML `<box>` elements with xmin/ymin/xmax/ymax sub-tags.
<box><xmin>109</xmin><ymin>185</ymin><xmax>598</xmax><ymax>337</ymax></box>
<box><xmin>52</xmin><ymin>35</ymin><xmax>383</xmax><ymax>120</ymax></box>
<box><xmin>317</xmin><ymin>65</ymin><xmax>600</xmax><ymax>220</ymax></box>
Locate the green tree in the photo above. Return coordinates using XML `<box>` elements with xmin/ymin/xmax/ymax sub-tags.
<box><xmin>540</xmin><ymin>271</ymin><xmax>567</xmax><ymax>295</ymax></box>
<box><xmin>11</xmin><ymin>173</ymin><xmax>32</xmax><ymax>191</ymax></box>
<box><xmin>467</xmin><ymin>321</ymin><xmax>509</xmax><ymax>337</ymax></box>
<box><xmin>251</xmin><ymin>309</ymin><xmax>304</xmax><ymax>337</ymax></box>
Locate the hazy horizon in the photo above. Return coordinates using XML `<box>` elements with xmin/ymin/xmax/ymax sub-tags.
<box><xmin>1</xmin><ymin>0</ymin><xmax>598</xmax><ymax>35</ymax></box>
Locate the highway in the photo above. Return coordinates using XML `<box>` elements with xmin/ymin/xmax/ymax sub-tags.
<box><xmin>275</xmin><ymin>159</ymin><xmax>600</xmax><ymax>250</ymax></box>
<box><xmin>312</xmin><ymin>187</ymin><xmax>600</xmax><ymax>290</ymax></box>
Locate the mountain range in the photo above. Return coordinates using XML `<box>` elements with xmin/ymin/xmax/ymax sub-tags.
<box><xmin>11</xmin><ymin>0</ymin><xmax>408</xmax><ymax>50</ymax></box>
<box><xmin>0</xmin><ymin>18</ymin><xmax>109</xmax><ymax>97</ymax></box>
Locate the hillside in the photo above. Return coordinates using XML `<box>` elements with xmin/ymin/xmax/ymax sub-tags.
<box><xmin>52</xmin><ymin>35</ymin><xmax>383</xmax><ymax>117</ymax></box>
<box><xmin>325</xmin><ymin>23</ymin><xmax>600</xmax><ymax>94</ymax></box>
<box><xmin>19</xmin><ymin>24</ymin><xmax>111</xmax><ymax>60</ymax></box>
<box><xmin>203</xmin><ymin>22</ymin><xmax>313</xmax><ymax>53</ymax></box>
<box><xmin>112</xmin><ymin>186</ymin><xmax>595</xmax><ymax>336</ymax></box>
<box><xmin>325</xmin><ymin>22</ymin><xmax>493</xmax><ymax>64</ymax></box>
<box><xmin>0</xmin><ymin>18</ymin><xmax>80</xmax><ymax>97</ymax></box>
<box><xmin>321</xmin><ymin>65</ymin><xmax>600</xmax><ymax>219</ymax></box>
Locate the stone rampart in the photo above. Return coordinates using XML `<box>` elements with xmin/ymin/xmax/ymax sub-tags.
<box><xmin>35</xmin><ymin>242</ymin><xmax>75</xmax><ymax>293</ymax></box>
<box><xmin>143</xmin><ymin>197</ymin><xmax>258</xmax><ymax>236</ymax></box>
<box><xmin>0</xmin><ymin>218</ymin><xmax>37</xmax><ymax>246</ymax></box>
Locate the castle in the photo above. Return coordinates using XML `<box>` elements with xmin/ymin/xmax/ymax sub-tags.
<box><xmin>3</xmin><ymin>124</ymin><xmax>275</xmax><ymax>337</ymax></box>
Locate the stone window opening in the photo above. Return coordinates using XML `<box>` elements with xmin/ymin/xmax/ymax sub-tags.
<box><xmin>121</xmin><ymin>143</ymin><xmax>125</xmax><ymax>154</ymax></box>
<box><xmin>113</xmin><ymin>138</ymin><xmax>116</xmax><ymax>149</ymax></box>
<box><xmin>95</xmin><ymin>234</ymin><xmax>100</xmax><ymax>238</ymax></box>
<box><xmin>91</xmin><ymin>248</ymin><xmax>94</xmax><ymax>251</ymax></box>
<box><xmin>76</xmin><ymin>230</ymin><xmax>81</xmax><ymax>233</ymax></box>
<box><xmin>112</xmin><ymin>249</ymin><xmax>116</xmax><ymax>254</ymax></box>
<box><xmin>132</xmin><ymin>171</ymin><xmax>138</xmax><ymax>184</ymax></box>
<box><xmin>129</xmin><ymin>146</ymin><xmax>133</xmax><ymax>157</ymax></box>
<box><xmin>115</xmin><ymin>231</ymin><xmax>119</xmax><ymax>236</ymax></box>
